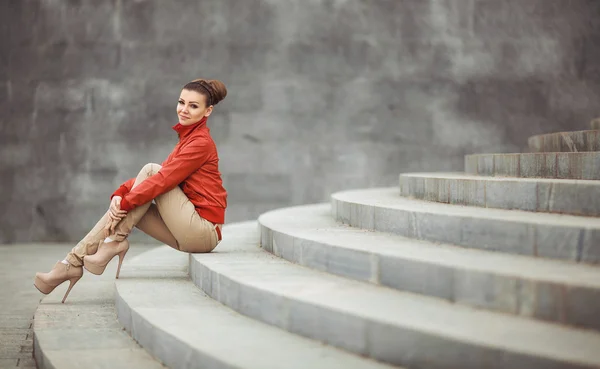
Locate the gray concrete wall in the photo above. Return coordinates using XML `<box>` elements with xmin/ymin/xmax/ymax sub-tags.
<box><xmin>1</xmin><ymin>0</ymin><xmax>600</xmax><ymax>243</ymax></box>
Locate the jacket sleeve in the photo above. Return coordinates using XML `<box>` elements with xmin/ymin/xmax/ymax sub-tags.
<box><xmin>119</xmin><ymin>138</ymin><xmax>211</xmax><ymax>211</ymax></box>
<box><xmin>111</xmin><ymin>178</ymin><xmax>135</xmax><ymax>200</ymax></box>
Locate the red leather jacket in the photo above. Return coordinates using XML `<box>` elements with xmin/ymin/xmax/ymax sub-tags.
<box><xmin>111</xmin><ymin>116</ymin><xmax>227</xmax><ymax>224</ymax></box>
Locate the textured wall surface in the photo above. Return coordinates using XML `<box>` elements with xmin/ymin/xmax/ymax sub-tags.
<box><xmin>1</xmin><ymin>0</ymin><xmax>600</xmax><ymax>243</ymax></box>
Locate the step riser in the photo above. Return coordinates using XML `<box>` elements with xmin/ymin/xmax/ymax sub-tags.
<box><xmin>33</xmin><ymin>334</ymin><xmax>52</xmax><ymax>369</ymax></box>
<box><xmin>331</xmin><ymin>197</ymin><xmax>600</xmax><ymax>264</ymax></box>
<box><xmin>115</xmin><ymin>291</ymin><xmax>225</xmax><ymax>369</ymax></box>
<box><xmin>190</xmin><ymin>255</ymin><xmax>592</xmax><ymax>369</ymax></box>
<box><xmin>528</xmin><ymin>131</ymin><xmax>600</xmax><ymax>153</ymax></box>
<box><xmin>399</xmin><ymin>175</ymin><xmax>600</xmax><ymax>216</ymax></box>
<box><xmin>115</xmin><ymin>296</ymin><xmax>172</xmax><ymax>367</ymax></box>
<box><xmin>465</xmin><ymin>153</ymin><xmax>600</xmax><ymax>180</ymax></box>
<box><xmin>260</xmin><ymin>224</ymin><xmax>600</xmax><ymax>332</ymax></box>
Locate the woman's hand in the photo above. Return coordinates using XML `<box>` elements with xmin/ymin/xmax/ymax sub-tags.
<box><xmin>103</xmin><ymin>217</ymin><xmax>121</xmax><ymax>238</ymax></box>
<box><xmin>109</xmin><ymin>196</ymin><xmax>127</xmax><ymax>221</ymax></box>
<box><xmin>105</xmin><ymin>196</ymin><xmax>127</xmax><ymax>237</ymax></box>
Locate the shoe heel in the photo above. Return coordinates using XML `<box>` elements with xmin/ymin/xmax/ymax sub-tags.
<box><xmin>115</xmin><ymin>249</ymin><xmax>128</xmax><ymax>279</ymax></box>
<box><xmin>62</xmin><ymin>277</ymin><xmax>81</xmax><ymax>303</ymax></box>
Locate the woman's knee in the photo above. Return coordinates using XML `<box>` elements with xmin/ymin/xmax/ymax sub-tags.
<box><xmin>140</xmin><ymin>163</ymin><xmax>162</xmax><ymax>177</ymax></box>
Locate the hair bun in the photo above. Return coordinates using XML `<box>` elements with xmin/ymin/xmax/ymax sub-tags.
<box><xmin>189</xmin><ymin>78</ymin><xmax>227</xmax><ymax>106</ymax></box>
<box><xmin>207</xmin><ymin>79</ymin><xmax>227</xmax><ymax>105</ymax></box>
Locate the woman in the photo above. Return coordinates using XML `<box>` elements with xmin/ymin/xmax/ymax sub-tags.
<box><xmin>33</xmin><ymin>78</ymin><xmax>228</xmax><ymax>303</ymax></box>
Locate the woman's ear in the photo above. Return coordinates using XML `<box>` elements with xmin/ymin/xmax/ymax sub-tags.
<box><xmin>204</xmin><ymin>106</ymin><xmax>213</xmax><ymax>117</ymax></box>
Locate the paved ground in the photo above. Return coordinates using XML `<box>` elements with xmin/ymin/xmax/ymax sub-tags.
<box><xmin>0</xmin><ymin>243</ymin><xmax>157</xmax><ymax>369</ymax></box>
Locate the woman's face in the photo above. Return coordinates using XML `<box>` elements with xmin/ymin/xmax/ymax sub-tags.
<box><xmin>177</xmin><ymin>89</ymin><xmax>212</xmax><ymax>125</ymax></box>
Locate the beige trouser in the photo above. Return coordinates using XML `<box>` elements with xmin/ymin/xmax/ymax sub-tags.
<box><xmin>65</xmin><ymin>163</ymin><xmax>222</xmax><ymax>267</ymax></box>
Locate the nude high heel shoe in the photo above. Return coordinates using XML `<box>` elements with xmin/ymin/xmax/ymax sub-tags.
<box><xmin>34</xmin><ymin>262</ymin><xmax>83</xmax><ymax>303</ymax></box>
<box><xmin>83</xmin><ymin>239</ymin><xmax>129</xmax><ymax>279</ymax></box>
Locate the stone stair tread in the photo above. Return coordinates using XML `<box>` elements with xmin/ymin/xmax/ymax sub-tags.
<box><xmin>33</xmin><ymin>275</ymin><xmax>166</xmax><ymax>369</ymax></box>
<box><xmin>116</xmin><ymin>246</ymin><xmax>394</xmax><ymax>369</ymax></box>
<box><xmin>191</xmin><ymin>223</ymin><xmax>600</xmax><ymax>368</ymax></box>
<box><xmin>259</xmin><ymin>204</ymin><xmax>600</xmax><ymax>288</ymax></box>
<box><xmin>333</xmin><ymin>188</ymin><xmax>600</xmax><ymax>263</ymax></box>
<box><xmin>335</xmin><ymin>187</ymin><xmax>600</xmax><ymax>228</ymax></box>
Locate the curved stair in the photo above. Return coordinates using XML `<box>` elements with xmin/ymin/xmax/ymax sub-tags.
<box><xmin>258</xmin><ymin>204</ymin><xmax>600</xmax><ymax>331</ymax></box>
<box><xmin>116</xmin><ymin>229</ymin><xmax>393</xmax><ymax>369</ymax></box>
<box><xmin>189</xmin><ymin>223</ymin><xmax>600</xmax><ymax>369</ymax></box>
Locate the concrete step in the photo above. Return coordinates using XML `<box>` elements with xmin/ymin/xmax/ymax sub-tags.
<box><xmin>115</xmin><ymin>244</ymin><xmax>393</xmax><ymax>369</ymax></box>
<box><xmin>465</xmin><ymin>152</ymin><xmax>600</xmax><ymax>179</ymax></box>
<box><xmin>33</xmin><ymin>263</ymin><xmax>166</xmax><ymax>369</ymax></box>
<box><xmin>190</xmin><ymin>222</ymin><xmax>600</xmax><ymax>369</ymax></box>
<box><xmin>258</xmin><ymin>204</ymin><xmax>600</xmax><ymax>331</ymax></box>
<box><xmin>399</xmin><ymin>172</ymin><xmax>600</xmax><ymax>216</ymax></box>
<box><xmin>331</xmin><ymin>187</ymin><xmax>600</xmax><ymax>264</ymax></box>
<box><xmin>528</xmin><ymin>130</ymin><xmax>600</xmax><ymax>152</ymax></box>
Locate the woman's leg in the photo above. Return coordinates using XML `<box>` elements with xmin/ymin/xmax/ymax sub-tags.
<box><xmin>135</xmin><ymin>204</ymin><xmax>179</xmax><ymax>250</ymax></box>
<box><xmin>155</xmin><ymin>187</ymin><xmax>220</xmax><ymax>253</ymax></box>
<box><xmin>64</xmin><ymin>163</ymin><xmax>163</xmax><ymax>266</ymax></box>
<box><xmin>149</xmin><ymin>170</ymin><xmax>220</xmax><ymax>253</ymax></box>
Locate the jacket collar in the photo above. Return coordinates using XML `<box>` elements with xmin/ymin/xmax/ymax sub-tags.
<box><xmin>172</xmin><ymin>116</ymin><xmax>208</xmax><ymax>140</ymax></box>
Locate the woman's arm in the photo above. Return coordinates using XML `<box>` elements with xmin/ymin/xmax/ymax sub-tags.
<box><xmin>119</xmin><ymin>139</ymin><xmax>212</xmax><ymax>211</ymax></box>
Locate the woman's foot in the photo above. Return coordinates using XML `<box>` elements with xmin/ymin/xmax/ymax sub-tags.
<box><xmin>83</xmin><ymin>239</ymin><xmax>130</xmax><ymax>279</ymax></box>
<box><xmin>34</xmin><ymin>262</ymin><xmax>83</xmax><ymax>303</ymax></box>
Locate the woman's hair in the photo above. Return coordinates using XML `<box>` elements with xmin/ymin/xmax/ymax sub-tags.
<box><xmin>183</xmin><ymin>79</ymin><xmax>227</xmax><ymax>107</ymax></box>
